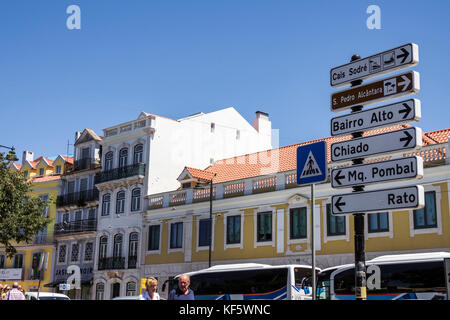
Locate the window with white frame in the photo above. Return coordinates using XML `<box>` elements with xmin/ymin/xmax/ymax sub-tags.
<box><xmin>290</xmin><ymin>207</ymin><xmax>307</xmax><ymax>239</ymax></box>
<box><xmin>326</xmin><ymin>203</ymin><xmax>346</xmax><ymax>236</ymax></box>
<box><xmin>198</xmin><ymin>219</ymin><xmax>211</xmax><ymax>247</ymax></box>
<box><xmin>84</xmin><ymin>242</ymin><xmax>93</xmax><ymax>262</ymax></box>
<box><xmin>96</xmin><ymin>282</ymin><xmax>105</xmax><ymax>300</ymax></box>
<box><xmin>116</xmin><ymin>191</ymin><xmax>125</xmax><ymax>214</ymax></box>
<box><xmin>13</xmin><ymin>254</ymin><xmax>23</xmax><ymax>268</ymax></box>
<box><xmin>413</xmin><ymin>191</ymin><xmax>437</xmax><ymax>229</ymax></box>
<box><xmin>113</xmin><ymin>234</ymin><xmax>123</xmax><ymax>257</ymax></box>
<box><xmin>131</xmin><ymin>188</ymin><xmax>141</xmax><ymax>211</ymax></box>
<box><xmin>58</xmin><ymin>245</ymin><xmax>67</xmax><ymax>263</ymax></box>
<box><xmin>257</xmin><ymin>212</ymin><xmax>272</xmax><ymax>242</ymax></box>
<box><xmin>133</xmin><ymin>144</ymin><xmax>143</xmax><ymax>164</ymax></box>
<box><xmin>104</xmin><ymin>152</ymin><xmax>113</xmax><ymax>171</ymax></box>
<box><xmin>226</xmin><ymin>215</ymin><xmax>241</xmax><ymax>245</ymax></box>
<box><xmin>71</xmin><ymin>243</ymin><xmax>80</xmax><ymax>262</ymax></box>
<box><xmin>129</xmin><ymin>233</ymin><xmax>138</xmax><ymax>258</ymax></box>
<box><xmin>148</xmin><ymin>225</ymin><xmax>160</xmax><ymax>251</ymax></box>
<box><xmin>99</xmin><ymin>236</ymin><xmax>108</xmax><ymax>260</ymax></box>
<box><xmin>368</xmin><ymin>212</ymin><xmax>389</xmax><ymax>233</ymax></box>
<box><xmin>126</xmin><ymin>281</ymin><xmax>136</xmax><ymax>296</ymax></box>
<box><xmin>170</xmin><ymin>222</ymin><xmax>183</xmax><ymax>249</ymax></box>
<box><xmin>119</xmin><ymin>148</ymin><xmax>128</xmax><ymax>168</ymax></box>
<box><xmin>102</xmin><ymin>194</ymin><xmax>111</xmax><ymax>216</ymax></box>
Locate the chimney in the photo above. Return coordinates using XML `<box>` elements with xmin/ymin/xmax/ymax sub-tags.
<box><xmin>75</xmin><ymin>131</ymin><xmax>82</xmax><ymax>144</ymax></box>
<box><xmin>253</xmin><ymin>111</ymin><xmax>270</xmax><ymax>132</ymax></box>
<box><xmin>22</xmin><ymin>150</ymin><xmax>34</xmax><ymax>165</ymax></box>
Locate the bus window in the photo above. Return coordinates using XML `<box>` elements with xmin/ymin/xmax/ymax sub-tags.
<box><xmin>294</xmin><ymin>267</ymin><xmax>312</xmax><ymax>287</ymax></box>
<box><xmin>316</xmin><ymin>268</ymin><xmax>336</xmax><ymax>300</ymax></box>
<box><xmin>189</xmin><ymin>268</ymin><xmax>288</xmax><ymax>297</ymax></box>
<box><xmin>333</xmin><ymin>268</ymin><xmax>355</xmax><ymax>296</ymax></box>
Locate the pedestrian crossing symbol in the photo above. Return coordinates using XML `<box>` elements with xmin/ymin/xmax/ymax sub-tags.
<box><xmin>297</xmin><ymin>141</ymin><xmax>327</xmax><ymax>185</ymax></box>
<box><xmin>301</xmin><ymin>151</ymin><xmax>322</xmax><ymax>178</ymax></box>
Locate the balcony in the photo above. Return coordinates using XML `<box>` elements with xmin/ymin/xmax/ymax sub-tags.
<box><xmin>98</xmin><ymin>257</ymin><xmax>125</xmax><ymax>270</ymax></box>
<box><xmin>54</xmin><ymin>219</ymin><xmax>97</xmax><ymax>235</ymax></box>
<box><xmin>72</xmin><ymin>157</ymin><xmax>101</xmax><ymax>172</ymax></box>
<box><xmin>56</xmin><ymin>189</ymin><xmax>99</xmax><ymax>208</ymax></box>
<box><xmin>94</xmin><ymin>163</ymin><xmax>145</xmax><ymax>185</ymax></box>
<box><xmin>127</xmin><ymin>256</ymin><xmax>137</xmax><ymax>269</ymax></box>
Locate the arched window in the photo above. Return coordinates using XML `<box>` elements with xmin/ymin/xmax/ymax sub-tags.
<box><xmin>102</xmin><ymin>194</ymin><xmax>111</xmax><ymax>216</ymax></box>
<box><xmin>119</xmin><ymin>148</ymin><xmax>128</xmax><ymax>168</ymax></box>
<box><xmin>133</xmin><ymin>144</ymin><xmax>143</xmax><ymax>164</ymax></box>
<box><xmin>131</xmin><ymin>188</ymin><xmax>141</xmax><ymax>212</ymax></box>
<box><xmin>116</xmin><ymin>191</ymin><xmax>125</xmax><ymax>214</ymax></box>
<box><xmin>113</xmin><ymin>234</ymin><xmax>123</xmax><ymax>257</ymax></box>
<box><xmin>129</xmin><ymin>233</ymin><xmax>138</xmax><ymax>258</ymax></box>
<box><xmin>99</xmin><ymin>236</ymin><xmax>108</xmax><ymax>259</ymax></box>
<box><xmin>104</xmin><ymin>152</ymin><xmax>113</xmax><ymax>171</ymax></box>
<box><xmin>95</xmin><ymin>282</ymin><xmax>105</xmax><ymax>300</ymax></box>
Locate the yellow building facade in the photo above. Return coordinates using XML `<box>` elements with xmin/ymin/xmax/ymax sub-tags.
<box><xmin>142</xmin><ymin>128</ymin><xmax>450</xmax><ymax>295</ymax></box>
<box><xmin>2</xmin><ymin>153</ymin><xmax>72</xmax><ymax>292</ymax></box>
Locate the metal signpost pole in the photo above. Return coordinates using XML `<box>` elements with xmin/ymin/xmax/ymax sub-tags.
<box><xmin>311</xmin><ymin>183</ymin><xmax>316</xmax><ymax>300</ymax></box>
<box><xmin>349</xmin><ymin>54</ymin><xmax>367</xmax><ymax>301</ymax></box>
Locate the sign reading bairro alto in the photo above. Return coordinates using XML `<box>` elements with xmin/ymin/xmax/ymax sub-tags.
<box><xmin>331</xmin><ymin>156</ymin><xmax>423</xmax><ymax>189</ymax></box>
<box><xmin>330</xmin><ymin>43</ymin><xmax>419</xmax><ymax>87</ymax></box>
<box><xmin>331</xmin><ymin>99</ymin><xmax>421</xmax><ymax>137</ymax></box>
<box><xmin>331</xmin><ymin>127</ymin><xmax>422</xmax><ymax>163</ymax></box>
<box><xmin>331</xmin><ymin>71</ymin><xmax>420</xmax><ymax>112</ymax></box>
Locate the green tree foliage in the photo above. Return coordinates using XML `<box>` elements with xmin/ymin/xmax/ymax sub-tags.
<box><xmin>0</xmin><ymin>150</ymin><xmax>52</xmax><ymax>258</ymax></box>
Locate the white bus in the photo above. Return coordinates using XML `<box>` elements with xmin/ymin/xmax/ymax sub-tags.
<box><xmin>316</xmin><ymin>252</ymin><xmax>450</xmax><ymax>300</ymax></box>
<box><xmin>163</xmin><ymin>263</ymin><xmax>320</xmax><ymax>300</ymax></box>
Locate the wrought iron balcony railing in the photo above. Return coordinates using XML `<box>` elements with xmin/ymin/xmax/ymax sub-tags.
<box><xmin>54</xmin><ymin>219</ymin><xmax>97</xmax><ymax>235</ymax></box>
<box><xmin>94</xmin><ymin>163</ymin><xmax>145</xmax><ymax>184</ymax></box>
<box><xmin>72</xmin><ymin>157</ymin><xmax>101</xmax><ymax>172</ymax></box>
<box><xmin>97</xmin><ymin>257</ymin><xmax>126</xmax><ymax>270</ymax></box>
<box><xmin>127</xmin><ymin>256</ymin><xmax>137</xmax><ymax>269</ymax></box>
<box><xmin>56</xmin><ymin>189</ymin><xmax>99</xmax><ymax>207</ymax></box>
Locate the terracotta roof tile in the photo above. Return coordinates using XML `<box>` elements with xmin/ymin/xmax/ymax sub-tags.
<box><xmin>29</xmin><ymin>174</ymin><xmax>61</xmax><ymax>183</ymax></box>
<box><xmin>185</xmin><ymin>167</ymin><xmax>216</xmax><ymax>181</ymax></box>
<box><xmin>204</xmin><ymin>126</ymin><xmax>450</xmax><ymax>184</ymax></box>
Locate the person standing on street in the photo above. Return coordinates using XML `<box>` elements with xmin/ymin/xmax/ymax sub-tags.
<box><xmin>141</xmin><ymin>277</ymin><xmax>160</xmax><ymax>300</ymax></box>
<box><xmin>5</xmin><ymin>282</ymin><xmax>25</xmax><ymax>300</ymax></box>
<box><xmin>168</xmin><ymin>274</ymin><xmax>195</xmax><ymax>300</ymax></box>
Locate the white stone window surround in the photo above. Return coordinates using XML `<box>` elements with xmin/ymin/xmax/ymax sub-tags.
<box><xmin>322</xmin><ymin>200</ymin><xmax>350</xmax><ymax>244</ymax></box>
<box><xmin>254</xmin><ymin>206</ymin><xmax>276</xmax><ymax>248</ymax></box>
<box><xmin>409</xmin><ymin>184</ymin><xmax>442</xmax><ymax>237</ymax></box>
<box><xmin>57</xmin><ymin>243</ymin><xmax>68</xmax><ymax>265</ymax></box>
<box><xmin>195</xmin><ymin>214</ymin><xmax>216</xmax><ymax>252</ymax></box>
<box><xmin>223</xmin><ymin>210</ymin><xmax>244</xmax><ymax>250</ymax></box>
<box><xmin>364</xmin><ymin>211</ymin><xmax>394</xmax><ymax>240</ymax></box>
<box><xmin>146</xmin><ymin>222</ymin><xmax>163</xmax><ymax>255</ymax></box>
<box><xmin>286</xmin><ymin>202</ymin><xmax>309</xmax><ymax>246</ymax></box>
<box><xmin>168</xmin><ymin>218</ymin><xmax>185</xmax><ymax>254</ymax></box>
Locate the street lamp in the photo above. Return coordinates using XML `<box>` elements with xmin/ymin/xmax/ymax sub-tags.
<box><xmin>194</xmin><ymin>173</ymin><xmax>216</xmax><ymax>268</ymax></box>
<box><xmin>0</xmin><ymin>145</ymin><xmax>18</xmax><ymax>162</ymax></box>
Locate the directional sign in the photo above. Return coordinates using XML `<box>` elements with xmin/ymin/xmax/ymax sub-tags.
<box><xmin>331</xmin><ymin>156</ymin><xmax>423</xmax><ymax>189</ymax></box>
<box><xmin>331</xmin><ymin>185</ymin><xmax>424</xmax><ymax>215</ymax></box>
<box><xmin>330</xmin><ymin>99</ymin><xmax>421</xmax><ymax>137</ymax></box>
<box><xmin>297</xmin><ymin>141</ymin><xmax>327</xmax><ymax>185</ymax></box>
<box><xmin>331</xmin><ymin>127</ymin><xmax>422</xmax><ymax>163</ymax></box>
<box><xmin>330</xmin><ymin>43</ymin><xmax>419</xmax><ymax>87</ymax></box>
<box><xmin>331</xmin><ymin>71</ymin><xmax>420</xmax><ymax>112</ymax></box>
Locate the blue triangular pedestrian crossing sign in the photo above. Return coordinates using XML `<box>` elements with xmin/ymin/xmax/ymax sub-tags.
<box><xmin>297</xmin><ymin>141</ymin><xmax>327</xmax><ymax>185</ymax></box>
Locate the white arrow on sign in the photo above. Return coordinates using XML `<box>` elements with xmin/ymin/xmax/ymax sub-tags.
<box><xmin>330</xmin><ymin>43</ymin><xmax>419</xmax><ymax>87</ymax></box>
<box><xmin>331</xmin><ymin>127</ymin><xmax>422</xmax><ymax>163</ymax></box>
<box><xmin>331</xmin><ymin>156</ymin><xmax>423</xmax><ymax>189</ymax></box>
<box><xmin>398</xmin><ymin>75</ymin><xmax>411</xmax><ymax>92</ymax></box>
<box><xmin>330</xmin><ymin>99</ymin><xmax>421</xmax><ymax>137</ymax></box>
<box><xmin>331</xmin><ymin>185</ymin><xmax>424</xmax><ymax>215</ymax></box>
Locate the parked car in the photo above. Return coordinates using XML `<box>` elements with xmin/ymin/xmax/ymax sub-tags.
<box><xmin>25</xmin><ymin>292</ymin><xmax>70</xmax><ymax>300</ymax></box>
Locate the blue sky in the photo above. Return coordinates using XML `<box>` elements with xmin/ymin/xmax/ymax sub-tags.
<box><xmin>1</xmin><ymin>0</ymin><xmax>449</xmax><ymax>162</ymax></box>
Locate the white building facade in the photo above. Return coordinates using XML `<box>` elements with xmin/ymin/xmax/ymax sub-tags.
<box><xmin>92</xmin><ymin>108</ymin><xmax>273</xmax><ymax>299</ymax></box>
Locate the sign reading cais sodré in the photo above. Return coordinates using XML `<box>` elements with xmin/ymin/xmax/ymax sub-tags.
<box><xmin>331</xmin><ymin>71</ymin><xmax>420</xmax><ymax>112</ymax></box>
<box><xmin>330</xmin><ymin>43</ymin><xmax>419</xmax><ymax>87</ymax></box>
